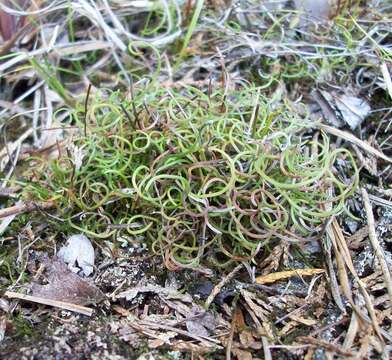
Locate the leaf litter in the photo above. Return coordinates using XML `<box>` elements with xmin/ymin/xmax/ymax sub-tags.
<box><xmin>31</xmin><ymin>254</ymin><xmax>104</xmax><ymax>306</ymax></box>
<box><xmin>57</xmin><ymin>234</ymin><xmax>95</xmax><ymax>277</ymax></box>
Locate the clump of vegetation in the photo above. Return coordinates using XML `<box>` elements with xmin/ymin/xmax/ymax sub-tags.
<box><xmin>18</xmin><ymin>81</ymin><xmax>358</xmax><ymax>270</ymax></box>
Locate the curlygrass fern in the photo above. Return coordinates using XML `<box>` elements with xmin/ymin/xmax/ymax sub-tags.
<box><xmin>16</xmin><ymin>80</ymin><xmax>359</xmax><ymax>270</ymax></box>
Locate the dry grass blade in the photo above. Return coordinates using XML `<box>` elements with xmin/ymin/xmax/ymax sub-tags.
<box><xmin>318</xmin><ymin>124</ymin><xmax>392</xmax><ymax>163</ymax></box>
<box><xmin>297</xmin><ymin>336</ymin><xmax>354</xmax><ymax>357</ymax></box>
<box><xmin>0</xmin><ymin>128</ymin><xmax>34</xmax><ymax>172</ymax></box>
<box><xmin>330</xmin><ymin>217</ymin><xmax>384</xmax><ymax>342</ymax></box>
<box><xmin>322</xmin><ymin>232</ymin><xmax>346</xmax><ymax>312</ymax></box>
<box><xmin>342</xmin><ymin>312</ymin><xmax>359</xmax><ymax>350</ymax></box>
<box><xmin>255</xmin><ymin>269</ymin><xmax>325</xmax><ymax>285</ymax></box>
<box><xmin>380</xmin><ymin>63</ymin><xmax>392</xmax><ymax>100</ymax></box>
<box><xmin>4</xmin><ymin>291</ymin><xmax>93</xmax><ymax>316</ymax></box>
<box><xmin>361</xmin><ymin>188</ymin><xmax>392</xmax><ymax>305</ymax></box>
<box><xmin>204</xmin><ymin>264</ymin><xmax>243</xmax><ymax>310</ymax></box>
<box><xmin>135</xmin><ymin>320</ymin><xmax>222</xmax><ymax>346</ymax></box>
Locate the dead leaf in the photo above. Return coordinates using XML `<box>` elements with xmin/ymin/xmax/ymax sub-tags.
<box><xmin>315</xmin><ymin>89</ymin><xmax>371</xmax><ymax>130</ymax></box>
<box><xmin>58</xmin><ymin>234</ymin><xmax>95</xmax><ymax>276</ymax></box>
<box><xmin>258</xmin><ymin>243</ymin><xmax>288</xmax><ymax>275</ymax></box>
<box><xmin>186</xmin><ymin>320</ymin><xmax>209</xmax><ymax>337</ymax></box>
<box><xmin>333</xmin><ymin>93</ymin><xmax>371</xmax><ymax>130</ymax></box>
<box><xmin>233</xmin><ymin>306</ymin><xmax>246</xmax><ymax>332</ymax></box>
<box><xmin>239</xmin><ymin>330</ymin><xmax>262</xmax><ymax>350</ymax></box>
<box><xmin>183</xmin><ymin>306</ymin><xmax>217</xmax><ymax>337</ymax></box>
<box><xmin>255</xmin><ymin>269</ymin><xmax>325</xmax><ymax>285</ymax></box>
<box><xmin>31</xmin><ymin>255</ymin><xmax>104</xmax><ymax>306</ymax></box>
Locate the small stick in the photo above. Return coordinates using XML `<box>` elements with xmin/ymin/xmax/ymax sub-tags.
<box><xmin>0</xmin><ymin>200</ymin><xmax>55</xmax><ymax>219</ymax></box>
<box><xmin>5</xmin><ymin>291</ymin><xmax>93</xmax><ymax>316</ymax></box>
<box><xmin>226</xmin><ymin>305</ymin><xmax>238</xmax><ymax>360</ymax></box>
<box><xmin>361</xmin><ymin>188</ymin><xmax>392</xmax><ymax>304</ymax></box>
<box><xmin>318</xmin><ymin>124</ymin><xmax>392</xmax><ymax>163</ymax></box>
<box><xmin>204</xmin><ymin>263</ymin><xmax>243</xmax><ymax>309</ymax></box>
<box><xmin>262</xmin><ymin>336</ymin><xmax>272</xmax><ymax>360</ymax></box>
<box><xmin>136</xmin><ymin>320</ymin><xmax>221</xmax><ymax>346</ymax></box>
<box><xmin>297</xmin><ymin>336</ymin><xmax>354</xmax><ymax>357</ymax></box>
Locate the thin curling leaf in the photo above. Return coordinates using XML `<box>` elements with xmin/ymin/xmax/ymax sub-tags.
<box><xmin>58</xmin><ymin>234</ymin><xmax>95</xmax><ymax>276</ymax></box>
<box><xmin>24</xmin><ymin>85</ymin><xmax>359</xmax><ymax>267</ymax></box>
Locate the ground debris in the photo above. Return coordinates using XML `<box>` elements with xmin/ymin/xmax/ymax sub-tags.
<box><xmin>30</xmin><ymin>255</ymin><xmax>104</xmax><ymax>306</ymax></box>
<box><xmin>313</xmin><ymin>88</ymin><xmax>371</xmax><ymax>130</ymax></box>
<box><xmin>58</xmin><ymin>234</ymin><xmax>95</xmax><ymax>277</ymax></box>
<box><xmin>116</xmin><ymin>284</ymin><xmax>192</xmax><ymax>303</ymax></box>
<box><xmin>255</xmin><ymin>268</ymin><xmax>325</xmax><ymax>285</ymax></box>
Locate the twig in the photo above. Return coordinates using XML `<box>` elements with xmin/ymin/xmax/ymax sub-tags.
<box><xmin>0</xmin><ymin>21</ymin><xmax>32</xmax><ymax>57</ymax></box>
<box><xmin>343</xmin><ymin>312</ymin><xmax>359</xmax><ymax>350</ymax></box>
<box><xmin>322</xmin><ymin>232</ymin><xmax>345</xmax><ymax>312</ymax></box>
<box><xmin>226</xmin><ymin>305</ymin><xmax>237</xmax><ymax>360</ymax></box>
<box><xmin>318</xmin><ymin>124</ymin><xmax>392</xmax><ymax>163</ymax></box>
<box><xmin>0</xmin><ymin>200</ymin><xmax>55</xmax><ymax>219</ymax></box>
<box><xmin>361</xmin><ymin>188</ymin><xmax>392</xmax><ymax>305</ymax></box>
<box><xmin>136</xmin><ymin>320</ymin><xmax>221</xmax><ymax>346</ymax></box>
<box><xmin>297</xmin><ymin>336</ymin><xmax>354</xmax><ymax>357</ymax></box>
<box><xmin>204</xmin><ymin>263</ymin><xmax>243</xmax><ymax>309</ymax></box>
<box><xmin>5</xmin><ymin>291</ymin><xmax>93</xmax><ymax>316</ymax></box>
<box><xmin>262</xmin><ymin>336</ymin><xmax>272</xmax><ymax>360</ymax></box>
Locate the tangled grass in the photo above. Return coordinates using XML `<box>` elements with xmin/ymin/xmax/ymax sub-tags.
<box><xmin>18</xmin><ymin>80</ymin><xmax>358</xmax><ymax>270</ymax></box>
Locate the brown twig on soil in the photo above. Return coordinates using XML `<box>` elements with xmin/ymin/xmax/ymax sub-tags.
<box><xmin>0</xmin><ymin>200</ymin><xmax>55</xmax><ymax>219</ymax></box>
<box><xmin>5</xmin><ymin>291</ymin><xmax>93</xmax><ymax>316</ymax></box>
<box><xmin>361</xmin><ymin>188</ymin><xmax>392</xmax><ymax>305</ymax></box>
<box><xmin>204</xmin><ymin>263</ymin><xmax>243</xmax><ymax>310</ymax></box>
